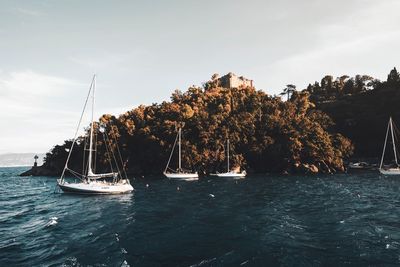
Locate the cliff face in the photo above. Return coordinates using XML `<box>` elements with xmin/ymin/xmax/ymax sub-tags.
<box><xmin>26</xmin><ymin>74</ymin><xmax>354</xmax><ymax>177</ymax></box>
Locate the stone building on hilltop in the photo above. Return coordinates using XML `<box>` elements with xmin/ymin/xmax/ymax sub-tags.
<box><xmin>211</xmin><ymin>72</ymin><xmax>254</xmax><ymax>89</ymax></box>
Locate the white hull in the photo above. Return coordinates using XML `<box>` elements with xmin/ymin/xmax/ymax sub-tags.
<box><xmin>379</xmin><ymin>118</ymin><xmax>400</xmax><ymax>176</ymax></box>
<box><xmin>349</xmin><ymin>163</ymin><xmax>369</xmax><ymax>169</ymax></box>
<box><xmin>211</xmin><ymin>171</ymin><xmax>246</xmax><ymax>178</ymax></box>
<box><xmin>379</xmin><ymin>168</ymin><xmax>400</xmax><ymax>175</ymax></box>
<box><xmin>349</xmin><ymin>166</ymin><xmax>365</xmax><ymax>169</ymax></box>
<box><xmin>163</xmin><ymin>172</ymin><xmax>199</xmax><ymax>180</ymax></box>
<box><xmin>57</xmin><ymin>180</ymin><xmax>134</xmax><ymax>194</ymax></box>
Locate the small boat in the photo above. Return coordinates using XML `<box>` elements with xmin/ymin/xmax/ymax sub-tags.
<box><xmin>163</xmin><ymin>127</ymin><xmax>198</xmax><ymax>180</ymax></box>
<box><xmin>211</xmin><ymin>139</ymin><xmax>246</xmax><ymax>178</ymax></box>
<box><xmin>57</xmin><ymin>75</ymin><xmax>133</xmax><ymax>194</ymax></box>
<box><xmin>348</xmin><ymin>162</ymin><xmax>370</xmax><ymax>169</ymax></box>
<box><xmin>380</xmin><ymin>167</ymin><xmax>400</xmax><ymax>175</ymax></box>
<box><xmin>212</xmin><ymin>170</ymin><xmax>246</xmax><ymax>178</ymax></box>
<box><xmin>379</xmin><ymin>117</ymin><xmax>400</xmax><ymax>175</ymax></box>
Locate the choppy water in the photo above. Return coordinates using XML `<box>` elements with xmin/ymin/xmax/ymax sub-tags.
<box><xmin>1</xmin><ymin>167</ymin><xmax>400</xmax><ymax>266</ymax></box>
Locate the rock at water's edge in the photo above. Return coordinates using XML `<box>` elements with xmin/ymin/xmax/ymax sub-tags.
<box><xmin>19</xmin><ymin>166</ymin><xmax>56</xmax><ymax>177</ymax></box>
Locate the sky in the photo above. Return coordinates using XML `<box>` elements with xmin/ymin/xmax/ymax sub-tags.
<box><xmin>1</xmin><ymin>0</ymin><xmax>400</xmax><ymax>154</ymax></box>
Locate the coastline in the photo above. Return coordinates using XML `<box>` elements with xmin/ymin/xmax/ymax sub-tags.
<box><xmin>19</xmin><ymin>162</ymin><xmax>378</xmax><ymax>178</ymax></box>
<box><xmin>19</xmin><ymin>165</ymin><xmax>58</xmax><ymax>177</ymax></box>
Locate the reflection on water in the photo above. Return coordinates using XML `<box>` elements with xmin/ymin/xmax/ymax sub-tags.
<box><xmin>1</xmin><ymin>167</ymin><xmax>400</xmax><ymax>266</ymax></box>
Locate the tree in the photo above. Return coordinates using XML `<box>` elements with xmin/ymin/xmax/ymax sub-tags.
<box><xmin>280</xmin><ymin>84</ymin><xmax>296</xmax><ymax>101</ymax></box>
<box><xmin>387</xmin><ymin>67</ymin><xmax>400</xmax><ymax>84</ymax></box>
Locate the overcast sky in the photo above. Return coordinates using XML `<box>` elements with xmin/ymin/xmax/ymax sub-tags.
<box><xmin>1</xmin><ymin>0</ymin><xmax>400</xmax><ymax>154</ymax></box>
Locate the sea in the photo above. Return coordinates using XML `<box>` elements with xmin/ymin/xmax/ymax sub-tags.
<box><xmin>1</xmin><ymin>167</ymin><xmax>400</xmax><ymax>266</ymax></box>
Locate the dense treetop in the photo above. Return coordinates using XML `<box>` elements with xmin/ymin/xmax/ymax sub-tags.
<box><xmin>309</xmin><ymin>67</ymin><xmax>400</xmax><ymax>158</ymax></box>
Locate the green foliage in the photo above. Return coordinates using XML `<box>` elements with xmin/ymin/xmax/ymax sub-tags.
<box><xmin>280</xmin><ymin>84</ymin><xmax>296</xmax><ymax>101</ymax></box>
<box><xmin>306</xmin><ymin>74</ymin><xmax>378</xmax><ymax>104</ymax></box>
<box><xmin>313</xmin><ymin>68</ymin><xmax>400</xmax><ymax>158</ymax></box>
<box><xmin>387</xmin><ymin>67</ymin><xmax>400</xmax><ymax>84</ymax></box>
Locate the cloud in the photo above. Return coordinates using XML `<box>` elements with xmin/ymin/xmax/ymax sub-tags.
<box><xmin>0</xmin><ymin>71</ymin><xmax>85</xmax><ymax>153</ymax></box>
<box><xmin>0</xmin><ymin>70</ymin><xmax>78</xmax><ymax>99</ymax></box>
<box><xmin>260</xmin><ymin>30</ymin><xmax>400</xmax><ymax>94</ymax></box>
<box><xmin>69</xmin><ymin>50</ymin><xmax>147</xmax><ymax>71</ymax></box>
<box><xmin>250</xmin><ymin>0</ymin><xmax>400</xmax><ymax>94</ymax></box>
<box><xmin>0</xmin><ymin>70</ymin><xmax>141</xmax><ymax>154</ymax></box>
<box><xmin>13</xmin><ymin>7</ymin><xmax>44</xmax><ymax>17</ymax></box>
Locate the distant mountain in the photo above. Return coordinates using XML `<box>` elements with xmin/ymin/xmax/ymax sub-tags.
<box><xmin>0</xmin><ymin>153</ymin><xmax>45</xmax><ymax>167</ymax></box>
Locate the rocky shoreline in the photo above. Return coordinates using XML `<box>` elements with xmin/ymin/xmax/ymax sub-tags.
<box><xmin>19</xmin><ymin>166</ymin><xmax>59</xmax><ymax>177</ymax></box>
<box><xmin>19</xmin><ymin>161</ymin><xmax>345</xmax><ymax>177</ymax></box>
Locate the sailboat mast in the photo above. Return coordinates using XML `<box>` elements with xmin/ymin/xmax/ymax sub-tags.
<box><xmin>380</xmin><ymin>118</ymin><xmax>391</xmax><ymax>169</ymax></box>
<box><xmin>390</xmin><ymin>117</ymin><xmax>398</xmax><ymax>165</ymax></box>
<box><xmin>59</xmin><ymin>76</ymin><xmax>95</xmax><ymax>183</ymax></box>
<box><xmin>227</xmin><ymin>139</ymin><xmax>230</xmax><ymax>172</ymax></box>
<box><xmin>178</xmin><ymin>127</ymin><xmax>182</xmax><ymax>170</ymax></box>
<box><xmin>87</xmin><ymin>75</ymin><xmax>96</xmax><ymax>178</ymax></box>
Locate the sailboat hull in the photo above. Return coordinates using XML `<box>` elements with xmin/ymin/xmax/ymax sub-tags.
<box><xmin>379</xmin><ymin>118</ymin><xmax>400</xmax><ymax>176</ymax></box>
<box><xmin>163</xmin><ymin>172</ymin><xmax>199</xmax><ymax>180</ymax></box>
<box><xmin>212</xmin><ymin>171</ymin><xmax>246</xmax><ymax>178</ymax></box>
<box><xmin>379</xmin><ymin>168</ymin><xmax>400</xmax><ymax>175</ymax></box>
<box><xmin>58</xmin><ymin>180</ymin><xmax>134</xmax><ymax>194</ymax></box>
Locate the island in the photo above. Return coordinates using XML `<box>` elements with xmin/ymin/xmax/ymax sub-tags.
<box><xmin>21</xmin><ymin>68</ymin><xmax>400</xmax><ymax>177</ymax></box>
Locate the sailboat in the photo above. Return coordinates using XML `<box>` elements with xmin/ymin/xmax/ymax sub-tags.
<box><xmin>57</xmin><ymin>75</ymin><xmax>134</xmax><ymax>194</ymax></box>
<box><xmin>211</xmin><ymin>139</ymin><xmax>246</xmax><ymax>178</ymax></box>
<box><xmin>379</xmin><ymin>117</ymin><xmax>400</xmax><ymax>175</ymax></box>
<box><xmin>163</xmin><ymin>127</ymin><xmax>198</xmax><ymax>180</ymax></box>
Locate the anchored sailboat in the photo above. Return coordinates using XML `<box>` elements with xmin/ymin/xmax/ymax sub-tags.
<box><xmin>211</xmin><ymin>139</ymin><xmax>246</xmax><ymax>178</ymax></box>
<box><xmin>379</xmin><ymin>117</ymin><xmax>400</xmax><ymax>175</ymax></box>
<box><xmin>163</xmin><ymin>127</ymin><xmax>198</xmax><ymax>180</ymax></box>
<box><xmin>57</xmin><ymin>75</ymin><xmax>133</xmax><ymax>194</ymax></box>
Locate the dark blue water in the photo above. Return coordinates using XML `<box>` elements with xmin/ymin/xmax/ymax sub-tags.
<box><xmin>1</xmin><ymin>167</ymin><xmax>400</xmax><ymax>266</ymax></box>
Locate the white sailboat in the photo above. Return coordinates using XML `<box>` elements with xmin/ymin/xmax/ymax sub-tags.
<box><xmin>379</xmin><ymin>117</ymin><xmax>400</xmax><ymax>175</ymax></box>
<box><xmin>211</xmin><ymin>139</ymin><xmax>246</xmax><ymax>178</ymax></box>
<box><xmin>57</xmin><ymin>75</ymin><xmax>134</xmax><ymax>194</ymax></box>
<box><xmin>163</xmin><ymin>127</ymin><xmax>198</xmax><ymax>180</ymax></box>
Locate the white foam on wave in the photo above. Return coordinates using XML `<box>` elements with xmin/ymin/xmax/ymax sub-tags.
<box><xmin>46</xmin><ymin>216</ymin><xmax>58</xmax><ymax>227</ymax></box>
<box><xmin>190</xmin><ymin>257</ymin><xmax>217</xmax><ymax>267</ymax></box>
<box><xmin>240</xmin><ymin>260</ymin><xmax>249</xmax><ymax>265</ymax></box>
<box><xmin>61</xmin><ymin>257</ymin><xmax>79</xmax><ymax>267</ymax></box>
<box><xmin>121</xmin><ymin>260</ymin><xmax>130</xmax><ymax>267</ymax></box>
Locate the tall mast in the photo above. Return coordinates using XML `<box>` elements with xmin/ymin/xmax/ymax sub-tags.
<box><xmin>59</xmin><ymin>76</ymin><xmax>95</xmax><ymax>183</ymax></box>
<box><xmin>390</xmin><ymin>117</ymin><xmax>398</xmax><ymax>165</ymax></box>
<box><xmin>380</xmin><ymin>118</ymin><xmax>391</xmax><ymax>169</ymax></box>
<box><xmin>87</xmin><ymin>74</ymin><xmax>96</xmax><ymax>178</ymax></box>
<box><xmin>227</xmin><ymin>139</ymin><xmax>230</xmax><ymax>172</ymax></box>
<box><xmin>178</xmin><ymin>127</ymin><xmax>182</xmax><ymax>171</ymax></box>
